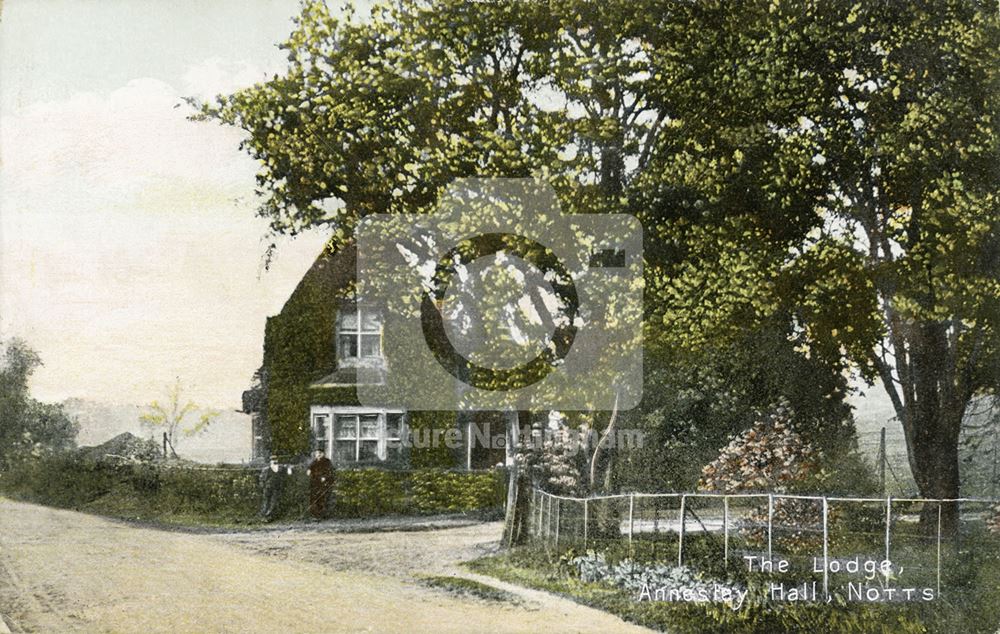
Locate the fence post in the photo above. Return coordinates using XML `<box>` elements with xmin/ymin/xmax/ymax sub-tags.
<box><xmin>537</xmin><ymin>490</ymin><xmax>544</xmax><ymax>538</ymax></box>
<box><xmin>547</xmin><ymin>493</ymin><xmax>553</xmax><ymax>542</ymax></box>
<box><xmin>822</xmin><ymin>497</ymin><xmax>829</xmax><ymax>601</ymax></box>
<box><xmin>678</xmin><ymin>494</ymin><xmax>687</xmax><ymax>566</ymax></box>
<box><xmin>723</xmin><ymin>496</ymin><xmax>730</xmax><ymax>571</ymax></box>
<box><xmin>878</xmin><ymin>427</ymin><xmax>887</xmax><ymax>495</ymax></box>
<box><xmin>884</xmin><ymin>495</ymin><xmax>892</xmax><ymax>576</ymax></box>
<box><xmin>767</xmin><ymin>494</ymin><xmax>774</xmax><ymax>560</ymax></box>
<box><xmin>531</xmin><ymin>489</ymin><xmax>537</xmax><ymax>538</ymax></box>
<box><xmin>554</xmin><ymin>498</ymin><xmax>561</xmax><ymax>551</ymax></box>
<box><xmin>583</xmin><ymin>498</ymin><xmax>589</xmax><ymax>550</ymax></box>
<box><xmin>936</xmin><ymin>502</ymin><xmax>943</xmax><ymax>599</ymax></box>
<box><xmin>538</xmin><ymin>491</ymin><xmax>549</xmax><ymax>545</ymax></box>
<box><xmin>628</xmin><ymin>494</ymin><xmax>635</xmax><ymax>553</ymax></box>
<box><xmin>540</xmin><ymin>492</ymin><xmax>545</xmax><ymax>539</ymax></box>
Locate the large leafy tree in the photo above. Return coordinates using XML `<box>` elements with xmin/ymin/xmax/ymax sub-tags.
<box><xmin>199</xmin><ymin>0</ymin><xmax>999</xmax><ymax>536</ymax></box>
<box><xmin>197</xmin><ymin>0</ymin><xmax>671</xmax><ymax>543</ymax></box>
<box><xmin>643</xmin><ymin>0</ymin><xmax>1000</xmax><ymax>532</ymax></box>
<box><xmin>195</xmin><ymin>0</ymin><xmax>672</xmax><ymax>240</ymax></box>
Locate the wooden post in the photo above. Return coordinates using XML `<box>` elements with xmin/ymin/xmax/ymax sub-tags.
<box><xmin>628</xmin><ymin>494</ymin><xmax>635</xmax><ymax>552</ymax></box>
<box><xmin>677</xmin><ymin>494</ymin><xmax>686</xmax><ymax>566</ymax></box>
<box><xmin>936</xmin><ymin>502</ymin><xmax>943</xmax><ymax>598</ymax></box>
<box><xmin>822</xmin><ymin>497</ymin><xmax>829</xmax><ymax>601</ymax></box>
<box><xmin>723</xmin><ymin>496</ymin><xmax>730</xmax><ymax>570</ymax></box>
<box><xmin>583</xmin><ymin>498</ymin><xmax>589</xmax><ymax>550</ymax></box>
<box><xmin>547</xmin><ymin>493</ymin><xmax>553</xmax><ymax>541</ymax></box>
<box><xmin>884</xmin><ymin>496</ymin><xmax>892</xmax><ymax>574</ymax></box>
<box><xmin>466</xmin><ymin>421</ymin><xmax>472</xmax><ymax>471</ymax></box>
<box><xmin>506</xmin><ymin>478</ymin><xmax>519</xmax><ymax>549</ymax></box>
<box><xmin>532</xmin><ymin>489</ymin><xmax>538</xmax><ymax>537</ymax></box>
<box><xmin>542</xmin><ymin>491</ymin><xmax>549</xmax><ymax>540</ymax></box>
<box><xmin>536</xmin><ymin>490</ymin><xmax>543</xmax><ymax>538</ymax></box>
<box><xmin>767</xmin><ymin>494</ymin><xmax>774</xmax><ymax>560</ymax></box>
<box><xmin>554</xmin><ymin>498</ymin><xmax>561</xmax><ymax>550</ymax></box>
<box><xmin>878</xmin><ymin>427</ymin><xmax>887</xmax><ymax>495</ymax></box>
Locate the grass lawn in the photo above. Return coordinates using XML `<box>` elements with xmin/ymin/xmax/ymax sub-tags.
<box><xmin>467</xmin><ymin>531</ymin><xmax>1000</xmax><ymax>634</ymax></box>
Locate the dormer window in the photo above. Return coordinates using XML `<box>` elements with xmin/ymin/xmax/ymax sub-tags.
<box><xmin>338</xmin><ymin>307</ymin><xmax>382</xmax><ymax>360</ymax></box>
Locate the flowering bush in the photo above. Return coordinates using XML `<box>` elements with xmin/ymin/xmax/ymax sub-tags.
<box><xmin>698</xmin><ymin>403</ymin><xmax>821</xmax><ymax>493</ymax></box>
<box><xmin>698</xmin><ymin>403</ymin><xmax>830</xmax><ymax>551</ymax></box>
<box><xmin>988</xmin><ymin>504</ymin><xmax>1000</xmax><ymax>534</ymax></box>
<box><xmin>516</xmin><ymin>418</ymin><xmax>586</xmax><ymax>496</ymax></box>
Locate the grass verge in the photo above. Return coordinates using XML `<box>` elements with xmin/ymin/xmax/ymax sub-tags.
<box><xmin>417</xmin><ymin>575</ymin><xmax>521</xmax><ymax>604</ymax></box>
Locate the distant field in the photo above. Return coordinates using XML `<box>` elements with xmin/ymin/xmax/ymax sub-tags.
<box><xmin>850</xmin><ymin>386</ymin><xmax>999</xmax><ymax>498</ymax></box>
<box><xmin>64</xmin><ymin>397</ymin><xmax>252</xmax><ymax>464</ymax></box>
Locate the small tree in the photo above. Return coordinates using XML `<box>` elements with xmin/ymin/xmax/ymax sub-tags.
<box><xmin>139</xmin><ymin>379</ymin><xmax>218</xmax><ymax>459</ymax></box>
<box><xmin>0</xmin><ymin>338</ymin><xmax>79</xmax><ymax>468</ymax></box>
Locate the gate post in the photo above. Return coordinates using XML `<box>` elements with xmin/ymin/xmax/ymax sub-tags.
<box><xmin>822</xmin><ymin>497</ymin><xmax>829</xmax><ymax>601</ymax></box>
<box><xmin>677</xmin><ymin>494</ymin><xmax>686</xmax><ymax>566</ymax></box>
<box><xmin>723</xmin><ymin>496</ymin><xmax>729</xmax><ymax>570</ymax></box>
<box><xmin>628</xmin><ymin>494</ymin><xmax>635</xmax><ymax>553</ymax></box>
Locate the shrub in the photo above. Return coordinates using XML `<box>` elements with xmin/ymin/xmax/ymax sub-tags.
<box><xmin>0</xmin><ymin>455</ymin><xmax>506</xmax><ymax>525</ymax></box>
<box><xmin>333</xmin><ymin>468</ymin><xmax>408</xmax><ymax>516</ymax></box>
<box><xmin>410</xmin><ymin>468</ymin><xmax>506</xmax><ymax>514</ymax></box>
<box><xmin>570</xmin><ymin>551</ymin><xmax>744</xmax><ymax>599</ymax></box>
<box><xmin>988</xmin><ymin>505</ymin><xmax>1000</xmax><ymax>534</ymax></box>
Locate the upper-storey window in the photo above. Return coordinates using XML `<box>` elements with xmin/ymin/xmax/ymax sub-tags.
<box><xmin>338</xmin><ymin>307</ymin><xmax>382</xmax><ymax>360</ymax></box>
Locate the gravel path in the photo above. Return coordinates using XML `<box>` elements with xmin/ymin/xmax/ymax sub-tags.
<box><xmin>0</xmin><ymin>498</ymin><xmax>652</xmax><ymax>633</ymax></box>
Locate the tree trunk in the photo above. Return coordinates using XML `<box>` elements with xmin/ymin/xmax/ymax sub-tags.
<box><xmin>888</xmin><ymin>321</ymin><xmax>968</xmax><ymax>536</ymax></box>
<box><xmin>502</xmin><ymin>410</ymin><xmax>533</xmax><ymax>547</ymax></box>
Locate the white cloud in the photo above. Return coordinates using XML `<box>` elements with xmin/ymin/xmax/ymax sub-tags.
<box><xmin>0</xmin><ymin>64</ymin><xmax>327</xmax><ymax>407</ymax></box>
<box><xmin>1</xmin><ymin>76</ymin><xmax>257</xmax><ymax>209</ymax></box>
<box><xmin>181</xmin><ymin>57</ymin><xmax>271</xmax><ymax>100</ymax></box>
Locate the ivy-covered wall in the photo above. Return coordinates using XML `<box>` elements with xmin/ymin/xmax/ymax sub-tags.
<box><xmin>263</xmin><ymin>241</ymin><xmax>463</xmax><ymax>465</ymax></box>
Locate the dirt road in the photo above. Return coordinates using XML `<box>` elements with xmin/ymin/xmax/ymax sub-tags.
<box><xmin>0</xmin><ymin>499</ymin><xmax>651</xmax><ymax>633</ymax></box>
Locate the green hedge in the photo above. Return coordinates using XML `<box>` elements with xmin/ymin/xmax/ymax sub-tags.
<box><xmin>0</xmin><ymin>455</ymin><xmax>506</xmax><ymax>526</ymax></box>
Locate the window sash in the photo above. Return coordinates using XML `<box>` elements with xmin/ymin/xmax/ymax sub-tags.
<box><xmin>326</xmin><ymin>411</ymin><xmax>403</xmax><ymax>463</ymax></box>
<box><xmin>338</xmin><ymin>307</ymin><xmax>382</xmax><ymax>359</ymax></box>
<box><xmin>313</xmin><ymin>414</ymin><xmax>330</xmax><ymax>450</ymax></box>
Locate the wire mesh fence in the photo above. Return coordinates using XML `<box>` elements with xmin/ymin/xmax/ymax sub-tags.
<box><xmin>527</xmin><ymin>488</ymin><xmax>999</xmax><ymax>599</ymax></box>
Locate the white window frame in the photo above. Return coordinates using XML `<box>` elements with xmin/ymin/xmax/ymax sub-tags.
<box><xmin>336</xmin><ymin>306</ymin><xmax>382</xmax><ymax>362</ymax></box>
<box><xmin>311</xmin><ymin>406</ymin><xmax>404</xmax><ymax>464</ymax></box>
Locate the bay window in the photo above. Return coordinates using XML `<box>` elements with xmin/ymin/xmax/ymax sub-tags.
<box><xmin>312</xmin><ymin>408</ymin><xmax>404</xmax><ymax>465</ymax></box>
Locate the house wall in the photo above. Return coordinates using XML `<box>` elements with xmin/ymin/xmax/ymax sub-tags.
<box><xmin>262</xmin><ymin>241</ymin><xmax>461</xmax><ymax>466</ymax></box>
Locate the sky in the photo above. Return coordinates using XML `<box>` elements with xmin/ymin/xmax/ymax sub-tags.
<box><xmin>0</xmin><ymin>0</ymin><xmax>333</xmax><ymax>408</ymax></box>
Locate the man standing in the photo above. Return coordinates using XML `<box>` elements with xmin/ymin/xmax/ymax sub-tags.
<box><xmin>258</xmin><ymin>455</ymin><xmax>289</xmax><ymax>521</ymax></box>
<box><xmin>307</xmin><ymin>448</ymin><xmax>335</xmax><ymax>520</ymax></box>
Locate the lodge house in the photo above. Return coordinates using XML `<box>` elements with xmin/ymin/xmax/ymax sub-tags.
<box><xmin>242</xmin><ymin>241</ymin><xmax>507</xmax><ymax>470</ymax></box>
